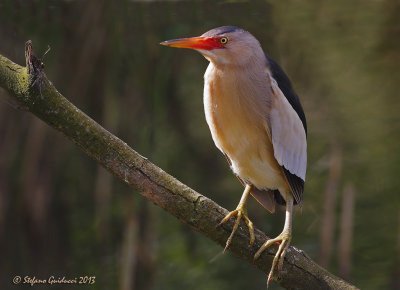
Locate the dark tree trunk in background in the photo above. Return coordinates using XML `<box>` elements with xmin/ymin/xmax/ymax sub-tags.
<box><xmin>338</xmin><ymin>183</ymin><xmax>355</xmax><ymax>281</ymax></box>
<box><xmin>120</xmin><ymin>196</ymin><xmax>137</xmax><ymax>290</ymax></box>
<box><xmin>319</xmin><ymin>145</ymin><xmax>342</xmax><ymax>267</ymax></box>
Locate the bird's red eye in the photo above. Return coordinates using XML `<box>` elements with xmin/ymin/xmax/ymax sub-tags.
<box><xmin>220</xmin><ymin>37</ymin><xmax>228</xmax><ymax>45</ymax></box>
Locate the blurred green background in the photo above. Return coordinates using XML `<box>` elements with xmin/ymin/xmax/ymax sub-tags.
<box><xmin>0</xmin><ymin>0</ymin><xmax>399</xmax><ymax>289</ymax></box>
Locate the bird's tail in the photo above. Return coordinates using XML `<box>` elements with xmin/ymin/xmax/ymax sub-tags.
<box><xmin>251</xmin><ymin>188</ymin><xmax>276</xmax><ymax>213</ymax></box>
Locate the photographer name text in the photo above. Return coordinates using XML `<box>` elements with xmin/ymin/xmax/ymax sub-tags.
<box><xmin>13</xmin><ymin>275</ymin><xmax>95</xmax><ymax>286</ymax></box>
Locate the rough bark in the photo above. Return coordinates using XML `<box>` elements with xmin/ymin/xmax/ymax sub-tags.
<box><xmin>0</xmin><ymin>41</ymin><xmax>358</xmax><ymax>290</ymax></box>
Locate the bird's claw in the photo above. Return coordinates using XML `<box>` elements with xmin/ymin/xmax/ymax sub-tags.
<box><xmin>218</xmin><ymin>207</ymin><xmax>255</xmax><ymax>251</ymax></box>
<box><xmin>254</xmin><ymin>232</ymin><xmax>291</xmax><ymax>286</ymax></box>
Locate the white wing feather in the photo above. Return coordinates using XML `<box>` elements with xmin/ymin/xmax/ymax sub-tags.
<box><xmin>269</xmin><ymin>76</ymin><xmax>307</xmax><ymax>181</ymax></box>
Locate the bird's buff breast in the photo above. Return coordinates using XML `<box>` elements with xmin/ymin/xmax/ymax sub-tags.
<box><xmin>203</xmin><ymin>65</ymin><xmax>286</xmax><ymax>190</ymax></box>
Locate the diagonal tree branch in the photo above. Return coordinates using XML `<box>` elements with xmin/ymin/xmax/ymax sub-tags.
<box><xmin>0</xmin><ymin>41</ymin><xmax>358</xmax><ymax>290</ymax></box>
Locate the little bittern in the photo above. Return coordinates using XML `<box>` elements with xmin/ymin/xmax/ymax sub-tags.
<box><xmin>161</xmin><ymin>26</ymin><xmax>307</xmax><ymax>284</ymax></box>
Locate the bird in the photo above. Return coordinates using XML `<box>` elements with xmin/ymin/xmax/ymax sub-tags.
<box><xmin>160</xmin><ymin>26</ymin><xmax>307</xmax><ymax>283</ymax></box>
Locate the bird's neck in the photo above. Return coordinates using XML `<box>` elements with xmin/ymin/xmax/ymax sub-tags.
<box><xmin>204</xmin><ymin>61</ymin><xmax>272</xmax><ymax>127</ymax></box>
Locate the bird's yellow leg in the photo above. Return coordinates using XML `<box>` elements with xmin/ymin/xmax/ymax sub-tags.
<box><xmin>254</xmin><ymin>194</ymin><xmax>294</xmax><ymax>285</ymax></box>
<box><xmin>218</xmin><ymin>184</ymin><xmax>255</xmax><ymax>251</ymax></box>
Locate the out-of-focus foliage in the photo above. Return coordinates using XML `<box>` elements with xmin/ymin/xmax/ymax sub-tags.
<box><xmin>0</xmin><ymin>0</ymin><xmax>398</xmax><ymax>289</ymax></box>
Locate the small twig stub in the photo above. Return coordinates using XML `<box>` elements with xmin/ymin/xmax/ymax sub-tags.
<box><xmin>25</xmin><ymin>40</ymin><xmax>51</xmax><ymax>91</ymax></box>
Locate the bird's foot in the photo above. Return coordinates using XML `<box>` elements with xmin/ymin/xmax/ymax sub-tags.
<box><xmin>254</xmin><ymin>230</ymin><xmax>291</xmax><ymax>286</ymax></box>
<box><xmin>217</xmin><ymin>205</ymin><xmax>255</xmax><ymax>251</ymax></box>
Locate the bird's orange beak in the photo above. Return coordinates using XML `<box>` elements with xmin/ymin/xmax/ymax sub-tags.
<box><xmin>160</xmin><ymin>36</ymin><xmax>223</xmax><ymax>50</ymax></box>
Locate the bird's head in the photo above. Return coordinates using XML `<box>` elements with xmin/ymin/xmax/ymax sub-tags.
<box><xmin>161</xmin><ymin>26</ymin><xmax>264</xmax><ymax>66</ymax></box>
